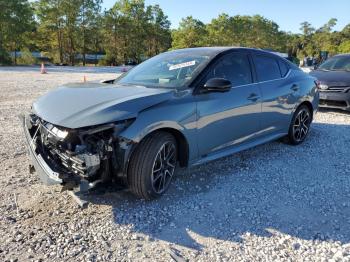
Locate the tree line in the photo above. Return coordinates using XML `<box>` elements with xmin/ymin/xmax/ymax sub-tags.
<box><xmin>1</xmin><ymin>0</ymin><xmax>350</xmax><ymax>66</ymax></box>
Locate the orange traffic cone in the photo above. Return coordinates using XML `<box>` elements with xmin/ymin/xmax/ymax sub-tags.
<box><xmin>40</xmin><ymin>62</ymin><xmax>47</xmax><ymax>74</ymax></box>
<box><xmin>83</xmin><ymin>75</ymin><xmax>87</xmax><ymax>83</ymax></box>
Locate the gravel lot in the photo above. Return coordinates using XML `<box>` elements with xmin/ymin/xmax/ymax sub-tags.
<box><xmin>0</xmin><ymin>67</ymin><xmax>350</xmax><ymax>262</ymax></box>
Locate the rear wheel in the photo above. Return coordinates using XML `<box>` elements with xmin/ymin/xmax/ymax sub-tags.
<box><xmin>128</xmin><ymin>132</ymin><xmax>177</xmax><ymax>200</ymax></box>
<box><xmin>285</xmin><ymin>105</ymin><xmax>312</xmax><ymax>145</ymax></box>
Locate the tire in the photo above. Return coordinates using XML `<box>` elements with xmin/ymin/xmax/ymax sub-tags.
<box><xmin>284</xmin><ymin>105</ymin><xmax>312</xmax><ymax>145</ymax></box>
<box><xmin>127</xmin><ymin>131</ymin><xmax>177</xmax><ymax>200</ymax></box>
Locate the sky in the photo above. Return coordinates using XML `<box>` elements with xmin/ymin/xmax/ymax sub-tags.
<box><xmin>102</xmin><ymin>0</ymin><xmax>350</xmax><ymax>33</ymax></box>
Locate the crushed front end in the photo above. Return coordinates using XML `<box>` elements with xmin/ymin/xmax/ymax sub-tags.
<box><xmin>20</xmin><ymin>113</ymin><xmax>134</xmax><ymax>191</ymax></box>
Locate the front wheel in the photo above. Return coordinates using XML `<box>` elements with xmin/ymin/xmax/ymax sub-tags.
<box><xmin>127</xmin><ymin>132</ymin><xmax>177</xmax><ymax>200</ymax></box>
<box><xmin>284</xmin><ymin>105</ymin><xmax>312</xmax><ymax>145</ymax></box>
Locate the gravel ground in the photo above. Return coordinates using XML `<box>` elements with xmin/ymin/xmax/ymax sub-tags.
<box><xmin>0</xmin><ymin>67</ymin><xmax>350</xmax><ymax>262</ymax></box>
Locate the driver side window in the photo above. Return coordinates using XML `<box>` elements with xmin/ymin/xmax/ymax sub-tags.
<box><xmin>205</xmin><ymin>53</ymin><xmax>253</xmax><ymax>87</ymax></box>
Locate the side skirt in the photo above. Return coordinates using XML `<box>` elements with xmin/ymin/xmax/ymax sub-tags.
<box><xmin>190</xmin><ymin>132</ymin><xmax>287</xmax><ymax>166</ymax></box>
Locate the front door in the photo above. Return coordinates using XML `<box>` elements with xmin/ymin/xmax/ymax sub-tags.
<box><xmin>196</xmin><ymin>51</ymin><xmax>262</xmax><ymax>157</ymax></box>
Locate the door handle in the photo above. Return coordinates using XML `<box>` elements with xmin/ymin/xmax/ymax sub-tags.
<box><xmin>247</xmin><ymin>93</ymin><xmax>260</xmax><ymax>102</ymax></box>
<box><xmin>291</xmin><ymin>84</ymin><xmax>299</xmax><ymax>92</ymax></box>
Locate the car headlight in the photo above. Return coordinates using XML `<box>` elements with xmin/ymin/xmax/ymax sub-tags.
<box><xmin>319</xmin><ymin>84</ymin><xmax>328</xmax><ymax>90</ymax></box>
<box><xmin>51</xmin><ymin>126</ymin><xmax>69</xmax><ymax>139</ymax></box>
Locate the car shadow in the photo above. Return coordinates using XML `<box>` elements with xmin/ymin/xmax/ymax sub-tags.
<box><xmin>86</xmin><ymin>121</ymin><xmax>350</xmax><ymax>250</ymax></box>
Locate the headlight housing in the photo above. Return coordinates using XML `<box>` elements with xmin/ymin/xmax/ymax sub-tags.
<box><xmin>319</xmin><ymin>84</ymin><xmax>328</xmax><ymax>90</ymax></box>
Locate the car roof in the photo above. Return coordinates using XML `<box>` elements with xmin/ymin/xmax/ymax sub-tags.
<box><xmin>332</xmin><ymin>53</ymin><xmax>350</xmax><ymax>58</ymax></box>
<box><xmin>168</xmin><ymin>46</ymin><xmax>283</xmax><ymax>57</ymax></box>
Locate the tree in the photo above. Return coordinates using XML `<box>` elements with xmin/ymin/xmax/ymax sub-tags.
<box><xmin>3</xmin><ymin>1</ymin><xmax>349</xmax><ymax>66</ymax></box>
<box><xmin>338</xmin><ymin>40</ymin><xmax>350</xmax><ymax>53</ymax></box>
<box><xmin>193</xmin><ymin>14</ymin><xmax>286</xmax><ymax>51</ymax></box>
<box><xmin>112</xmin><ymin>0</ymin><xmax>149</xmax><ymax>63</ymax></box>
<box><xmin>206</xmin><ymin>14</ymin><xmax>236</xmax><ymax>46</ymax></box>
<box><xmin>300</xmin><ymin>22</ymin><xmax>315</xmax><ymax>36</ymax></box>
<box><xmin>319</xmin><ymin>18</ymin><xmax>337</xmax><ymax>33</ymax></box>
<box><xmin>35</xmin><ymin>0</ymin><xmax>103</xmax><ymax>65</ymax></box>
<box><xmin>284</xmin><ymin>33</ymin><xmax>302</xmax><ymax>57</ymax></box>
<box><xmin>17</xmin><ymin>47</ymin><xmax>37</xmax><ymax>65</ymax></box>
<box><xmin>102</xmin><ymin>0</ymin><xmax>170</xmax><ymax>65</ymax></box>
<box><xmin>172</xmin><ymin>16</ymin><xmax>207</xmax><ymax>49</ymax></box>
<box><xmin>77</xmin><ymin>0</ymin><xmax>103</xmax><ymax>65</ymax></box>
<box><xmin>0</xmin><ymin>0</ymin><xmax>35</xmax><ymax>64</ymax></box>
<box><xmin>145</xmin><ymin>4</ymin><xmax>171</xmax><ymax>57</ymax></box>
<box><xmin>342</xmin><ymin>24</ymin><xmax>350</xmax><ymax>38</ymax></box>
<box><xmin>299</xmin><ymin>21</ymin><xmax>316</xmax><ymax>56</ymax></box>
<box><xmin>35</xmin><ymin>0</ymin><xmax>66</xmax><ymax>64</ymax></box>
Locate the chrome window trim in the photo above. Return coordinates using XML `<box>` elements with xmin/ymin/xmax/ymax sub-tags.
<box><xmin>255</xmin><ymin>69</ymin><xmax>291</xmax><ymax>85</ymax></box>
<box><xmin>228</xmin><ymin>69</ymin><xmax>292</xmax><ymax>89</ymax></box>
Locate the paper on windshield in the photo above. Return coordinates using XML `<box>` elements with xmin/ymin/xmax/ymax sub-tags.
<box><xmin>169</xmin><ymin>60</ymin><xmax>196</xmax><ymax>71</ymax></box>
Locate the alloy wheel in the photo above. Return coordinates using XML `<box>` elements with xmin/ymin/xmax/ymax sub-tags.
<box><xmin>151</xmin><ymin>141</ymin><xmax>177</xmax><ymax>194</ymax></box>
<box><xmin>292</xmin><ymin>108</ymin><xmax>311</xmax><ymax>142</ymax></box>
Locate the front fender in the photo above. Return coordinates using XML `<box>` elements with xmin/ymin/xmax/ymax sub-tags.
<box><xmin>118</xmin><ymin>94</ymin><xmax>198</xmax><ymax>161</ymax></box>
<box><xmin>120</xmin><ymin>120</ymin><xmax>187</xmax><ymax>143</ymax></box>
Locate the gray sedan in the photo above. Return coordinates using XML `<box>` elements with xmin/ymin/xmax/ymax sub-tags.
<box><xmin>22</xmin><ymin>47</ymin><xmax>319</xmax><ymax>200</ymax></box>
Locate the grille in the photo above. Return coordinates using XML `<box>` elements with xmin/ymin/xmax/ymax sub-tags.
<box><xmin>48</xmin><ymin>144</ymin><xmax>101</xmax><ymax>178</ymax></box>
<box><xmin>50</xmin><ymin>148</ymin><xmax>86</xmax><ymax>175</ymax></box>
<box><xmin>323</xmin><ymin>86</ymin><xmax>350</xmax><ymax>92</ymax></box>
<box><xmin>319</xmin><ymin>99</ymin><xmax>348</xmax><ymax>108</ymax></box>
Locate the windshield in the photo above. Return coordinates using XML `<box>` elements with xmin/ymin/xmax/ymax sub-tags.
<box><xmin>116</xmin><ymin>51</ymin><xmax>213</xmax><ymax>89</ymax></box>
<box><xmin>318</xmin><ymin>56</ymin><xmax>350</xmax><ymax>71</ymax></box>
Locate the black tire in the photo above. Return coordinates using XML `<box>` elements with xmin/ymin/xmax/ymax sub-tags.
<box><xmin>127</xmin><ymin>131</ymin><xmax>177</xmax><ymax>200</ymax></box>
<box><xmin>284</xmin><ymin>105</ymin><xmax>312</xmax><ymax>145</ymax></box>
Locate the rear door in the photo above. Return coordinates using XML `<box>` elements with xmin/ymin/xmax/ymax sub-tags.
<box><xmin>252</xmin><ymin>54</ymin><xmax>299</xmax><ymax>136</ymax></box>
<box><xmin>195</xmin><ymin>51</ymin><xmax>262</xmax><ymax>157</ymax></box>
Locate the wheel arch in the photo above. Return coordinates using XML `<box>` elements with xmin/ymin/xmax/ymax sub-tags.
<box><xmin>296</xmin><ymin>100</ymin><xmax>314</xmax><ymax>121</ymax></box>
<box><xmin>122</xmin><ymin>126</ymin><xmax>190</xmax><ymax>178</ymax></box>
<box><xmin>137</xmin><ymin>128</ymin><xmax>189</xmax><ymax>168</ymax></box>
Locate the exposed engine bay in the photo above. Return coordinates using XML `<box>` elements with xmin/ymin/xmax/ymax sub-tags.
<box><xmin>24</xmin><ymin>113</ymin><xmax>134</xmax><ymax>191</ymax></box>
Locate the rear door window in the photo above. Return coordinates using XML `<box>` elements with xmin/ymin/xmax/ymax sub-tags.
<box><xmin>278</xmin><ymin>60</ymin><xmax>290</xmax><ymax>77</ymax></box>
<box><xmin>254</xmin><ymin>55</ymin><xmax>282</xmax><ymax>82</ymax></box>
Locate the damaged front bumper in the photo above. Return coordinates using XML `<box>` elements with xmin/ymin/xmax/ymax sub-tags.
<box><xmin>21</xmin><ymin>114</ymin><xmax>64</xmax><ymax>185</ymax></box>
<box><xmin>20</xmin><ymin>113</ymin><xmax>135</xmax><ymax>191</ymax></box>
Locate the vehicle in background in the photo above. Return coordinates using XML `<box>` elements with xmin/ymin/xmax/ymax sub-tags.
<box><xmin>310</xmin><ymin>54</ymin><xmax>350</xmax><ymax>111</ymax></box>
<box><xmin>21</xmin><ymin>47</ymin><xmax>319</xmax><ymax>200</ymax></box>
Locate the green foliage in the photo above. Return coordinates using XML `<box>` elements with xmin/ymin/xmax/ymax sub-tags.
<box><xmin>172</xmin><ymin>16</ymin><xmax>207</xmax><ymax>49</ymax></box>
<box><xmin>296</xmin><ymin>19</ymin><xmax>350</xmax><ymax>58</ymax></box>
<box><xmin>0</xmin><ymin>49</ymin><xmax>12</xmax><ymax>65</ymax></box>
<box><xmin>17</xmin><ymin>48</ymin><xmax>37</xmax><ymax>65</ymax></box>
<box><xmin>102</xmin><ymin>0</ymin><xmax>171</xmax><ymax>64</ymax></box>
<box><xmin>34</xmin><ymin>0</ymin><xmax>103</xmax><ymax>65</ymax></box>
<box><xmin>76</xmin><ymin>0</ymin><xmax>103</xmax><ymax>65</ymax></box>
<box><xmin>0</xmin><ymin>0</ymin><xmax>35</xmax><ymax>64</ymax></box>
<box><xmin>339</xmin><ymin>40</ymin><xmax>350</xmax><ymax>53</ymax></box>
<box><xmin>2</xmin><ymin>1</ymin><xmax>350</xmax><ymax>66</ymax></box>
<box><xmin>205</xmin><ymin>14</ymin><xmax>286</xmax><ymax>51</ymax></box>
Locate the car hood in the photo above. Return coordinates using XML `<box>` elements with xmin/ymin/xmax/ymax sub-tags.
<box><xmin>33</xmin><ymin>82</ymin><xmax>174</xmax><ymax>128</ymax></box>
<box><xmin>310</xmin><ymin>70</ymin><xmax>350</xmax><ymax>86</ymax></box>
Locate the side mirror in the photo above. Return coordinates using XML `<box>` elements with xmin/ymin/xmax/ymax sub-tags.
<box><xmin>202</xmin><ymin>78</ymin><xmax>232</xmax><ymax>93</ymax></box>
